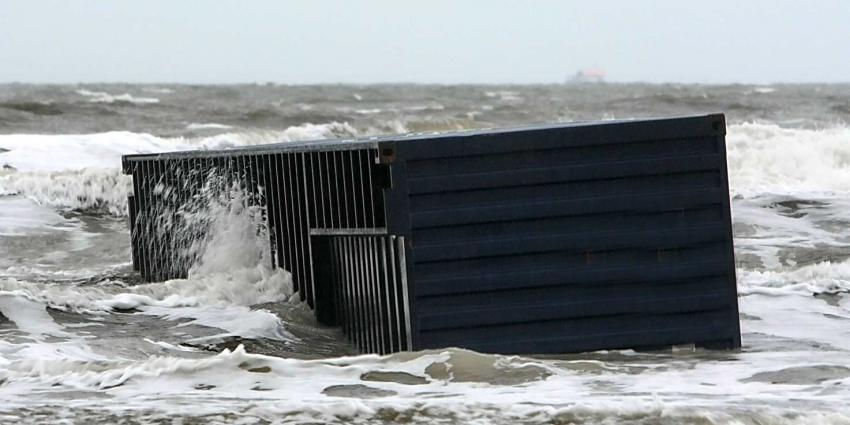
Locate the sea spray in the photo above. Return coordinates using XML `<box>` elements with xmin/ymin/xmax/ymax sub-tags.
<box><xmin>0</xmin><ymin>168</ymin><xmax>297</xmax><ymax>343</ymax></box>
<box><xmin>726</xmin><ymin>123</ymin><xmax>850</xmax><ymax>197</ymax></box>
<box><xmin>0</xmin><ymin>168</ymin><xmax>131</xmax><ymax>215</ymax></box>
<box><xmin>127</xmin><ymin>169</ymin><xmax>296</xmax><ymax>309</ymax></box>
<box><xmin>0</xmin><ymin>122</ymin><xmax>358</xmax><ymax>215</ymax></box>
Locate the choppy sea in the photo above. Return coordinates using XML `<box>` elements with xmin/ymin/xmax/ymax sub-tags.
<box><xmin>2</xmin><ymin>83</ymin><xmax>850</xmax><ymax>424</ymax></box>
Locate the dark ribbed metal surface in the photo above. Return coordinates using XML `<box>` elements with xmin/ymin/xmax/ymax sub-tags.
<box><xmin>311</xmin><ymin>231</ymin><xmax>412</xmax><ymax>354</ymax></box>
<box><xmin>394</xmin><ymin>114</ymin><xmax>740</xmax><ymax>353</ymax></box>
<box><xmin>124</xmin><ymin>148</ymin><xmax>385</xmax><ymax>307</ymax></box>
<box><xmin>123</xmin><ymin>113</ymin><xmax>740</xmax><ymax>354</ymax></box>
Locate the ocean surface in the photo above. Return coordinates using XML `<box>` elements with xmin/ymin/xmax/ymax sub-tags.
<box><xmin>2</xmin><ymin>83</ymin><xmax>850</xmax><ymax>424</ymax></box>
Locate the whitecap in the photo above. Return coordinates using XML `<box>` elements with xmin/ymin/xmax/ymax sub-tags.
<box><xmin>0</xmin><ymin>122</ymin><xmax>357</xmax><ymax>215</ymax></box>
<box><xmin>355</xmin><ymin>108</ymin><xmax>381</xmax><ymax>115</ymax></box>
<box><xmin>484</xmin><ymin>90</ymin><xmax>522</xmax><ymax>102</ymax></box>
<box><xmin>75</xmin><ymin>89</ymin><xmax>160</xmax><ymax>105</ymax></box>
<box><xmin>727</xmin><ymin>123</ymin><xmax>850</xmax><ymax>197</ymax></box>
<box><xmin>186</xmin><ymin>123</ymin><xmax>233</xmax><ymax>131</ymax></box>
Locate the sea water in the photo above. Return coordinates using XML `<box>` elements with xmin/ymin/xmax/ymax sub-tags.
<box><xmin>2</xmin><ymin>83</ymin><xmax>850</xmax><ymax>424</ymax></box>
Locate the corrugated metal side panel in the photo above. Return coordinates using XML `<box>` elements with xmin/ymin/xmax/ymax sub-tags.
<box><xmin>399</xmin><ymin>114</ymin><xmax>739</xmax><ymax>354</ymax></box>
<box><xmin>312</xmin><ymin>233</ymin><xmax>412</xmax><ymax>354</ymax></box>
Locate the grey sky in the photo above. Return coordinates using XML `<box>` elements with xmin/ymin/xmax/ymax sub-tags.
<box><xmin>1</xmin><ymin>0</ymin><xmax>848</xmax><ymax>84</ymax></box>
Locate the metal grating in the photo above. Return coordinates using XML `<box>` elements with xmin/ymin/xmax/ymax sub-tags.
<box><xmin>311</xmin><ymin>231</ymin><xmax>412</xmax><ymax>354</ymax></box>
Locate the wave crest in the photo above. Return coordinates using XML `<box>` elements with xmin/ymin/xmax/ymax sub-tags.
<box><xmin>76</xmin><ymin>89</ymin><xmax>160</xmax><ymax>105</ymax></box>
<box><xmin>727</xmin><ymin>123</ymin><xmax>850</xmax><ymax>197</ymax></box>
<box><xmin>0</xmin><ymin>122</ymin><xmax>357</xmax><ymax>215</ymax></box>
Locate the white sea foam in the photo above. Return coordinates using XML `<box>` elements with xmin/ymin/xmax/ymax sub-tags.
<box><xmin>0</xmin><ymin>294</ymin><xmax>72</xmax><ymax>339</ymax></box>
<box><xmin>732</xmin><ymin>194</ymin><xmax>850</xmax><ymax>269</ymax></box>
<box><xmin>0</xmin><ymin>264</ymin><xmax>293</xmax><ymax>332</ymax></box>
<box><xmin>739</xmin><ymin>260</ymin><xmax>850</xmax><ymax>296</ymax></box>
<box><xmin>741</xmin><ymin>292</ymin><xmax>850</xmax><ymax>351</ymax></box>
<box><xmin>722</xmin><ymin>123</ymin><xmax>850</xmax><ymax>268</ymax></box>
<box><xmin>0</xmin><ymin>131</ymin><xmax>169</xmax><ymax>172</ymax></box>
<box><xmin>484</xmin><ymin>90</ymin><xmax>523</xmax><ymax>102</ymax></box>
<box><xmin>0</xmin><ymin>180</ymin><xmax>296</xmax><ymax>341</ymax></box>
<box><xmin>726</xmin><ymin>123</ymin><xmax>850</xmax><ymax>197</ymax></box>
<box><xmin>75</xmin><ymin>89</ymin><xmax>160</xmax><ymax>105</ymax></box>
<box><xmin>186</xmin><ymin>122</ymin><xmax>233</xmax><ymax>130</ymax></box>
<box><xmin>0</xmin><ymin>169</ymin><xmax>132</xmax><ymax>215</ymax></box>
<box><xmin>142</xmin><ymin>87</ymin><xmax>175</xmax><ymax>94</ymax></box>
<box><xmin>0</xmin><ymin>267</ymin><xmax>293</xmax><ymax>350</ymax></box>
<box><xmin>0</xmin><ymin>183</ymin><xmax>294</xmax><ymax>312</ymax></box>
<box><xmin>0</xmin><ymin>196</ymin><xmax>67</xmax><ymax>236</ymax></box>
<box><xmin>355</xmin><ymin>108</ymin><xmax>381</xmax><ymax>115</ymax></box>
<box><xmin>0</xmin><ymin>188</ymin><xmax>300</xmax><ymax>422</ymax></box>
<box><xmin>0</xmin><ymin>122</ymin><xmax>356</xmax><ymax>173</ymax></box>
<box><xmin>2</xmin><ymin>338</ymin><xmax>850</xmax><ymax>423</ymax></box>
<box><xmin>3</xmin><ymin>254</ymin><xmax>850</xmax><ymax>421</ymax></box>
<box><xmin>0</xmin><ymin>122</ymin><xmax>357</xmax><ymax>214</ymax></box>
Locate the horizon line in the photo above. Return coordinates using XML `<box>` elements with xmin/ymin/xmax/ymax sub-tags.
<box><xmin>2</xmin><ymin>79</ymin><xmax>849</xmax><ymax>86</ymax></box>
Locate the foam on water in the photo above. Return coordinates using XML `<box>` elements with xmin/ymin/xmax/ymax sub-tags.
<box><xmin>75</xmin><ymin>89</ymin><xmax>160</xmax><ymax>105</ymax></box>
<box><xmin>0</xmin><ymin>122</ymin><xmax>357</xmax><ymax>214</ymax></box>
<box><xmin>0</xmin><ymin>267</ymin><xmax>294</xmax><ymax>342</ymax></box>
<box><xmin>0</xmin><ymin>190</ymin><xmax>296</xmax><ymax>339</ymax></box>
<box><xmin>0</xmin><ymin>196</ymin><xmax>66</xmax><ymax>236</ymax></box>
<box><xmin>3</xmin><ymin>118</ymin><xmax>850</xmax><ymax>422</ymax></box>
<box><xmin>0</xmin><ymin>176</ymin><xmax>304</xmax><ymax>423</ymax></box>
<box><xmin>740</xmin><ymin>260</ymin><xmax>850</xmax><ymax>296</ymax></box>
<box><xmin>186</xmin><ymin>122</ymin><xmax>233</xmax><ymax>130</ymax></box>
<box><xmin>0</xmin><ymin>178</ymin><xmax>298</xmax><ymax>348</ymax></box>
<box><xmin>727</xmin><ymin>123</ymin><xmax>850</xmax><ymax>197</ymax></box>
<box><xmin>732</xmin><ymin>194</ymin><xmax>850</xmax><ymax>269</ymax></box>
<box><xmin>0</xmin><ymin>122</ymin><xmax>357</xmax><ymax>172</ymax></box>
<box><xmin>0</xmin><ymin>294</ymin><xmax>72</xmax><ymax>339</ymax></box>
<box><xmin>2</xmin><ymin>330</ymin><xmax>850</xmax><ymax>423</ymax></box>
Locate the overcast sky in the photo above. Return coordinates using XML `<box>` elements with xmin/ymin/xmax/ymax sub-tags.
<box><xmin>1</xmin><ymin>0</ymin><xmax>848</xmax><ymax>84</ymax></box>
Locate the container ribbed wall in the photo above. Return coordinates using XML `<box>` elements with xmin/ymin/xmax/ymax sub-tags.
<box><xmin>393</xmin><ymin>114</ymin><xmax>740</xmax><ymax>353</ymax></box>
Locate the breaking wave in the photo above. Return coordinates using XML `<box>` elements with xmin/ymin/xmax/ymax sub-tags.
<box><xmin>75</xmin><ymin>89</ymin><xmax>160</xmax><ymax>105</ymax></box>
<box><xmin>0</xmin><ymin>101</ymin><xmax>64</xmax><ymax>116</ymax></box>
<box><xmin>0</xmin><ymin>122</ymin><xmax>357</xmax><ymax>215</ymax></box>
<box><xmin>2</xmin><ymin>121</ymin><xmax>849</xmax><ymax>217</ymax></box>
<box><xmin>0</xmin><ymin>180</ymin><xmax>297</xmax><ymax>342</ymax></box>
<box><xmin>727</xmin><ymin>123</ymin><xmax>850</xmax><ymax>197</ymax></box>
<box><xmin>186</xmin><ymin>122</ymin><xmax>233</xmax><ymax>130</ymax></box>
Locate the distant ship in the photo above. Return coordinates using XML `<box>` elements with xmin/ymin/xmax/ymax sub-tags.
<box><xmin>568</xmin><ymin>68</ymin><xmax>607</xmax><ymax>83</ymax></box>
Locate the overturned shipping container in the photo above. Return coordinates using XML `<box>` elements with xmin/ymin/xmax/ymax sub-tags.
<box><xmin>122</xmin><ymin>113</ymin><xmax>741</xmax><ymax>355</ymax></box>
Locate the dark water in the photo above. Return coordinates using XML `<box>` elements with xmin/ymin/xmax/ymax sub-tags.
<box><xmin>1</xmin><ymin>83</ymin><xmax>848</xmax><ymax>136</ymax></box>
<box><xmin>1</xmin><ymin>83</ymin><xmax>850</xmax><ymax>424</ymax></box>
